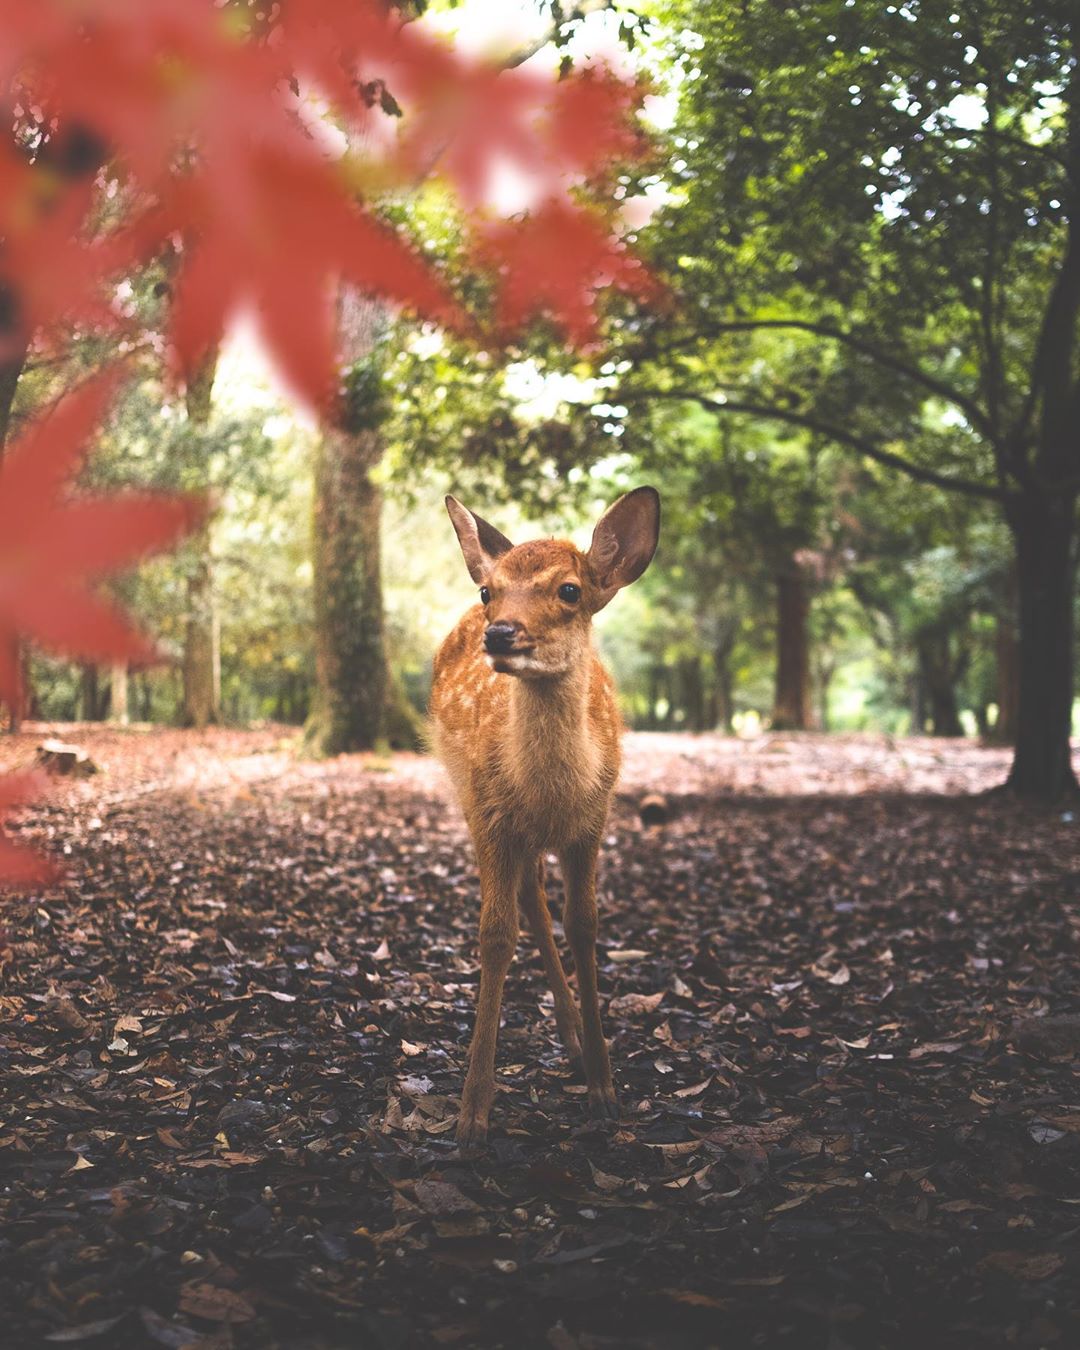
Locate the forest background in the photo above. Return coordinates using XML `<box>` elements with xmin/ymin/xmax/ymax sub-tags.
<box><xmin>4</xmin><ymin>0</ymin><xmax>1078</xmax><ymax>804</ymax></box>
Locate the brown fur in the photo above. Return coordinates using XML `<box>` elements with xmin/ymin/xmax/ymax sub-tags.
<box><xmin>431</xmin><ymin>489</ymin><xmax>660</xmax><ymax>1144</ymax></box>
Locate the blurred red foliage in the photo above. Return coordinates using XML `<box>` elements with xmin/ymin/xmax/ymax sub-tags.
<box><xmin>0</xmin><ymin>1</ymin><xmax>650</xmax><ymax>883</ymax></box>
<box><xmin>0</xmin><ymin>369</ymin><xmax>205</xmax><ymax>712</ymax></box>
<box><xmin>0</xmin><ymin>771</ymin><xmax>57</xmax><ymax>887</ymax></box>
<box><xmin>2</xmin><ymin>0</ymin><xmax>648</xmax><ymax>402</ymax></box>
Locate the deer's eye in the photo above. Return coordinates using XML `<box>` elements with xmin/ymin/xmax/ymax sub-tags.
<box><xmin>558</xmin><ymin>583</ymin><xmax>581</xmax><ymax>603</ymax></box>
<box><xmin>479</xmin><ymin>586</ymin><xmax>491</xmax><ymax>605</ymax></box>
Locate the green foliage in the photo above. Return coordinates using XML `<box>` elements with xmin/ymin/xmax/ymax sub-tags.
<box><xmin>27</xmin><ymin>1</ymin><xmax>1069</xmax><ymax>741</ymax></box>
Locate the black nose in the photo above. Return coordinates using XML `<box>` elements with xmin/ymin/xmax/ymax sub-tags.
<box><xmin>484</xmin><ymin>621</ymin><xmax>520</xmax><ymax>654</ymax></box>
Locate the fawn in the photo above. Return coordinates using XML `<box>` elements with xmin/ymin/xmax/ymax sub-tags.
<box><xmin>430</xmin><ymin>487</ymin><xmax>661</xmax><ymax>1145</ymax></box>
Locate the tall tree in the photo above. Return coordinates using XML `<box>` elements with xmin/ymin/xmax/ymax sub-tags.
<box><xmin>304</xmin><ymin>1</ymin><xmax>638</xmax><ymax>754</ymax></box>
<box><xmin>637</xmin><ymin>0</ymin><xmax>1080</xmax><ymax>798</ymax></box>
<box><xmin>308</xmin><ymin>295</ymin><xmax>394</xmax><ymax>753</ymax></box>
<box><xmin>181</xmin><ymin>351</ymin><xmax>221</xmax><ymax>728</ymax></box>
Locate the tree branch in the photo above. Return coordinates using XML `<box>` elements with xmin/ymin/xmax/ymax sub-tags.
<box><xmin>617</xmin><ymin>386</ymin><xmax>1007</xmax><ymax>502</ymax></box>
<box><xmin>929</xmin><ymin>121</ymin><xmax>1071</xmax><ymax>176</ymax></box>
<box><xmin>641</xmin><ymin>318</ymin><xmax>995</xmax><ymax>438</ymax></box>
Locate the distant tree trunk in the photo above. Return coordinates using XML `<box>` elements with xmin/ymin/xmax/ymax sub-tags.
<box><xmin>110</xmin><ymin>662</ymin><xmax>129</xmax><ymax>725</ymax></box>
<box><xmin>663</xmin><ymin>670</ymin><xmax>678</xmax><ymax>727</ymax></box>
<box><xmin>1005</xmin><ymin>498</ymin><xmax>1079</xmax><ymax>800</ymax></box>
<box><xmin>679</xmin><ymin>656</ymin><xmax>706</xmax><ymax>731</ymax></box>
<box><xmin>135</xmin><ymin>672</ymin><xmax>153</xmax><ymax>721</ymax></box>
<box><xmin>80</xmin><ymin>665</ymin><xmax>107</xmax><ymax>721</ymax></box>
<box><xmin>713</xmin><ymin>625</ymin><xmax>735</xmax><ymax>733</ymax></box>
<box><xmin>816</xmin><ymin>654</ymin><xmax>835</xmax><ymax>733</ymax></box>
<box><xmin>646</xmin><ymin>667</ymin><xmax>661</xmax><ymax>729</ymax></box>
<box><xmin>181</xmin><ymin>351</ymin><xmax>220</xmax><ymax>729</ymax></box>
<box><xmin>0</xmin><ymin>328</ymin><xmax>27</xmax><ymax>731</ymax></box>
<box><xmin>772</xmin><ymin>561</ymin><xmax>811</xmax><ymax>730</ymax></box>
<box><xmin>993</xmin><ymin>566</ymin><xmax>1020</xmax><ymax>745</ymax></box>
<box><xmin>911</xmin><ymin>670</ymin><xmax>926</xmax><ymax>735</ymax></box>
<box><xmin>0</xmin><ymin>339</ymin><xmax>24</xmax><ymax>446</ymax></box>
<box><xmin>916</xmin><ymin>629</ymin><xmax>964</xmax><ymax>737</ymax></box>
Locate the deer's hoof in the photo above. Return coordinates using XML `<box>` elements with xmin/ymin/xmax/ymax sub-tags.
<box><xmin>587</xmin><ymin>1090</ymin><xmax>619</xmax><ymax>1122</ymax></box>
<box><xmin>456</xmin><ymin>1111</ymin><xmax>490</xmax><ymax>1147</ymax></box>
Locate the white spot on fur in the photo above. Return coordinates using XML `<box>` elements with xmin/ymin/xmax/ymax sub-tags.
<box><xmin>499</xmin><ymin>653</ymin><xmax>555</xmax><ymax>675</ymax></box>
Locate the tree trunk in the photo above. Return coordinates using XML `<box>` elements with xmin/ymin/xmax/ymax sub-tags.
<box><xmin>911</xmin><ymin>670</ymin><xmax>926</xmax><ymax>735</ymax></box>
<box><xmin>1005</xmin><ymin>498</ymin><xmax>1079</xmax><ymax>800</ymax></box>
<box><xmin>713</xmin><ymin>627</ymin><xmax>735</xmax><ymax>733</ymax></box>
<box><xmin>916</xmin><ymin>630</ymin><xmax>964</xmax><ymax>737</ymax></box>
<box><xmin>817</xmin><ymin>658</ymin><xmax>835</xmax><ymax>733</ymax></box>
<box><xmin>306</xmin><ymin>281</ymin><xmax>431</xmax><ymax>756</ymax></box>
<box><xmin>646</xmin><ymin>667</ymin><xmax>661</xmax><ymax>729</ymax></box>
<box><xmin>993</xmin><ymin>566</ymin><xmax>1020</xmax><ymax>745</ymax></box>
<box><xmin>308</xmin><ymin>420</ymin><xmax>388</xmax><ymax>752</ymax></box>
<box><xmin>182</xmin><ymin>519</ymin><xmax>220</xmax><ymax>727</ymax></box>
<box><xmin>0</xmin><ymin>331</ymin><xmax>27</xmax><ymax>730</ymax></box>
<box><xmin>181</xmin><ymin>352</ymin><xmax>220</xmax><ymax>728</ymax></box>
<box><xmin>662</xmin><ymin>671</ymin><xmax>677</xmax><ymax>727</ymax></box>
<box><xmin>80</xmin><ymin>664</ymin><xmax>106</xmax><ymax>721</ymax></box>
<box><xmin>772</xmin><ymin>562</ymin><xmax>811</xmax><ymax>730</ymax></box>
<box><xmin>110</xmin><ymin>662</ymin><xmax>129</xmax><ymax>725</ymax></box>
<box><xmin>679</xmin><ymin>656</ymin><xmax>706</xmax><ymax>731</ymax></box>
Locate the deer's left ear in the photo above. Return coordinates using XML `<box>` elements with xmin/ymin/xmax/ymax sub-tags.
<box><xmin>587</xmin><ymin>486</ymin><xmax>661</xmax><ymax>610</ymax></box>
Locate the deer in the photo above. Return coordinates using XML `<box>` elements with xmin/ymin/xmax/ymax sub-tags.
<box><xmin>430</xmin><ymin>487</ymin><xmax>661</xmax><ymax>1145</ymax></box>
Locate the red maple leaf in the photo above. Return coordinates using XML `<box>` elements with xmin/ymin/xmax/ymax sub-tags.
<box><xmin>0</xmin><ymin>1</ymin><xmax>653</xmax><ymax>404</ymax></box>
<box><xmin>480</xmin><ymin>198</ymin><xmax>660</xmax><ymax>344</ymax></box>
<box><xmin>157</xmin><ymin>152</ymin><xmax>463</xmax><ymax>408</ymax></box>
<box><xmin>0</xmin><ymin>367</ymin><xmax>206</xmax><ymax>711</ymax></box>
<box><xmin>0</xmin><ymin>771</ymin><xmax>56</xmax><ymax>889</ymax></box>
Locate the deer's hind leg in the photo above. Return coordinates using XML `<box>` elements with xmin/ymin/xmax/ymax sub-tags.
<box><xmin>560</xmin><ymin>838</ymin><xmax>618</xmax><ymax>1120</ymax></box>
<box><xmin>519</xmin><ymin>857</ymin><xmax>584</xmax><ymax>1069</ymax></box>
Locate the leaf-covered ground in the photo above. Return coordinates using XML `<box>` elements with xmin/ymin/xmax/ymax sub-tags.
<box><xmin>2</xmin><ymin>727</ymin><xmax>1080</xmax><ymax>1349</ymax></box>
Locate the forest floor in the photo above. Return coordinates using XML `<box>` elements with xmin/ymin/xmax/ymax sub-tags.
<box><xmin>2</xmin><ymin>725</ymin><xmax>1080</xmax><ymax>1350</ymax></box>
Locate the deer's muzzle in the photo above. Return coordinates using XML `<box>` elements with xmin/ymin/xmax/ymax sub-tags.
<box><xmin>484</xmin><ymin>621</ymin><xmax>528</xmax><ymax>655</ymax></box>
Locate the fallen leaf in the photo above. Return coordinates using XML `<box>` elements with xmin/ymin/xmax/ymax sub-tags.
<box><xmin>608</xmin><ymin>991</ymin><xmax>665</xmax><ymax>1016</ymax></box>
<box><xmin>979</xmin><ymin>1251</ymin><xmax>1065</xmax><ymax>1281</ymax></box>
<box><xmin>178</xmin><ymin>1282</ymin><xmax>256</xmax><ymax>1323</ymax></box>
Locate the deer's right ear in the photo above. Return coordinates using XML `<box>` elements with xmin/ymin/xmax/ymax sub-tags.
<box><xmin>445</xmin><ymin>496</ymin><xmax>514</xmax><ymax>584</ymax></box>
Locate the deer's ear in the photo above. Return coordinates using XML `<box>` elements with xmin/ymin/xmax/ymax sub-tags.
<box><xmin>587</xmin><ymin>486</ymin><xmax>661</xmax><ymax>609</ymax></box>
<box><xmin>445</xmin><ymin>496</ymin><xmax>514</xmax><ymax>584</ymax></box>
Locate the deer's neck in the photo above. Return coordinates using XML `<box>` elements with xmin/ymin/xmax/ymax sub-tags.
<box><xmin>504</xmin><ymin>658</ymin><xmax>596</xmax><ymax>790</ymax></box>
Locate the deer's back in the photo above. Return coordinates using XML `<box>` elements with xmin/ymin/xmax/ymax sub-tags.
<box><xmin>430</xmin><ymin>605</ymin><xmax>622</xmax><ymax>849</ymax></box>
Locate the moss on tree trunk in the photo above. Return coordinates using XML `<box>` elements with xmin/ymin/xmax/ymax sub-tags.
<box><xmin>308</xmin><ymin>413</ymin><xmax>389</xmax><ymax>755</ymax></box>
<box><xmin>306</xmin><ymin>296</ymin><xmax>424</xmax><ymax>757</ymax></box>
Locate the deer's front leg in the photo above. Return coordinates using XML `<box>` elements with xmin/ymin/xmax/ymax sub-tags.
<box><xmin>457</xmin><ymin>845</ymin><xmax>522</xmax><ymax>1146</ymax></box>
<box><xmin>560</xmin><ymin>839</ymin><xmax>618</xmax><ymax>1120</ymax></box>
